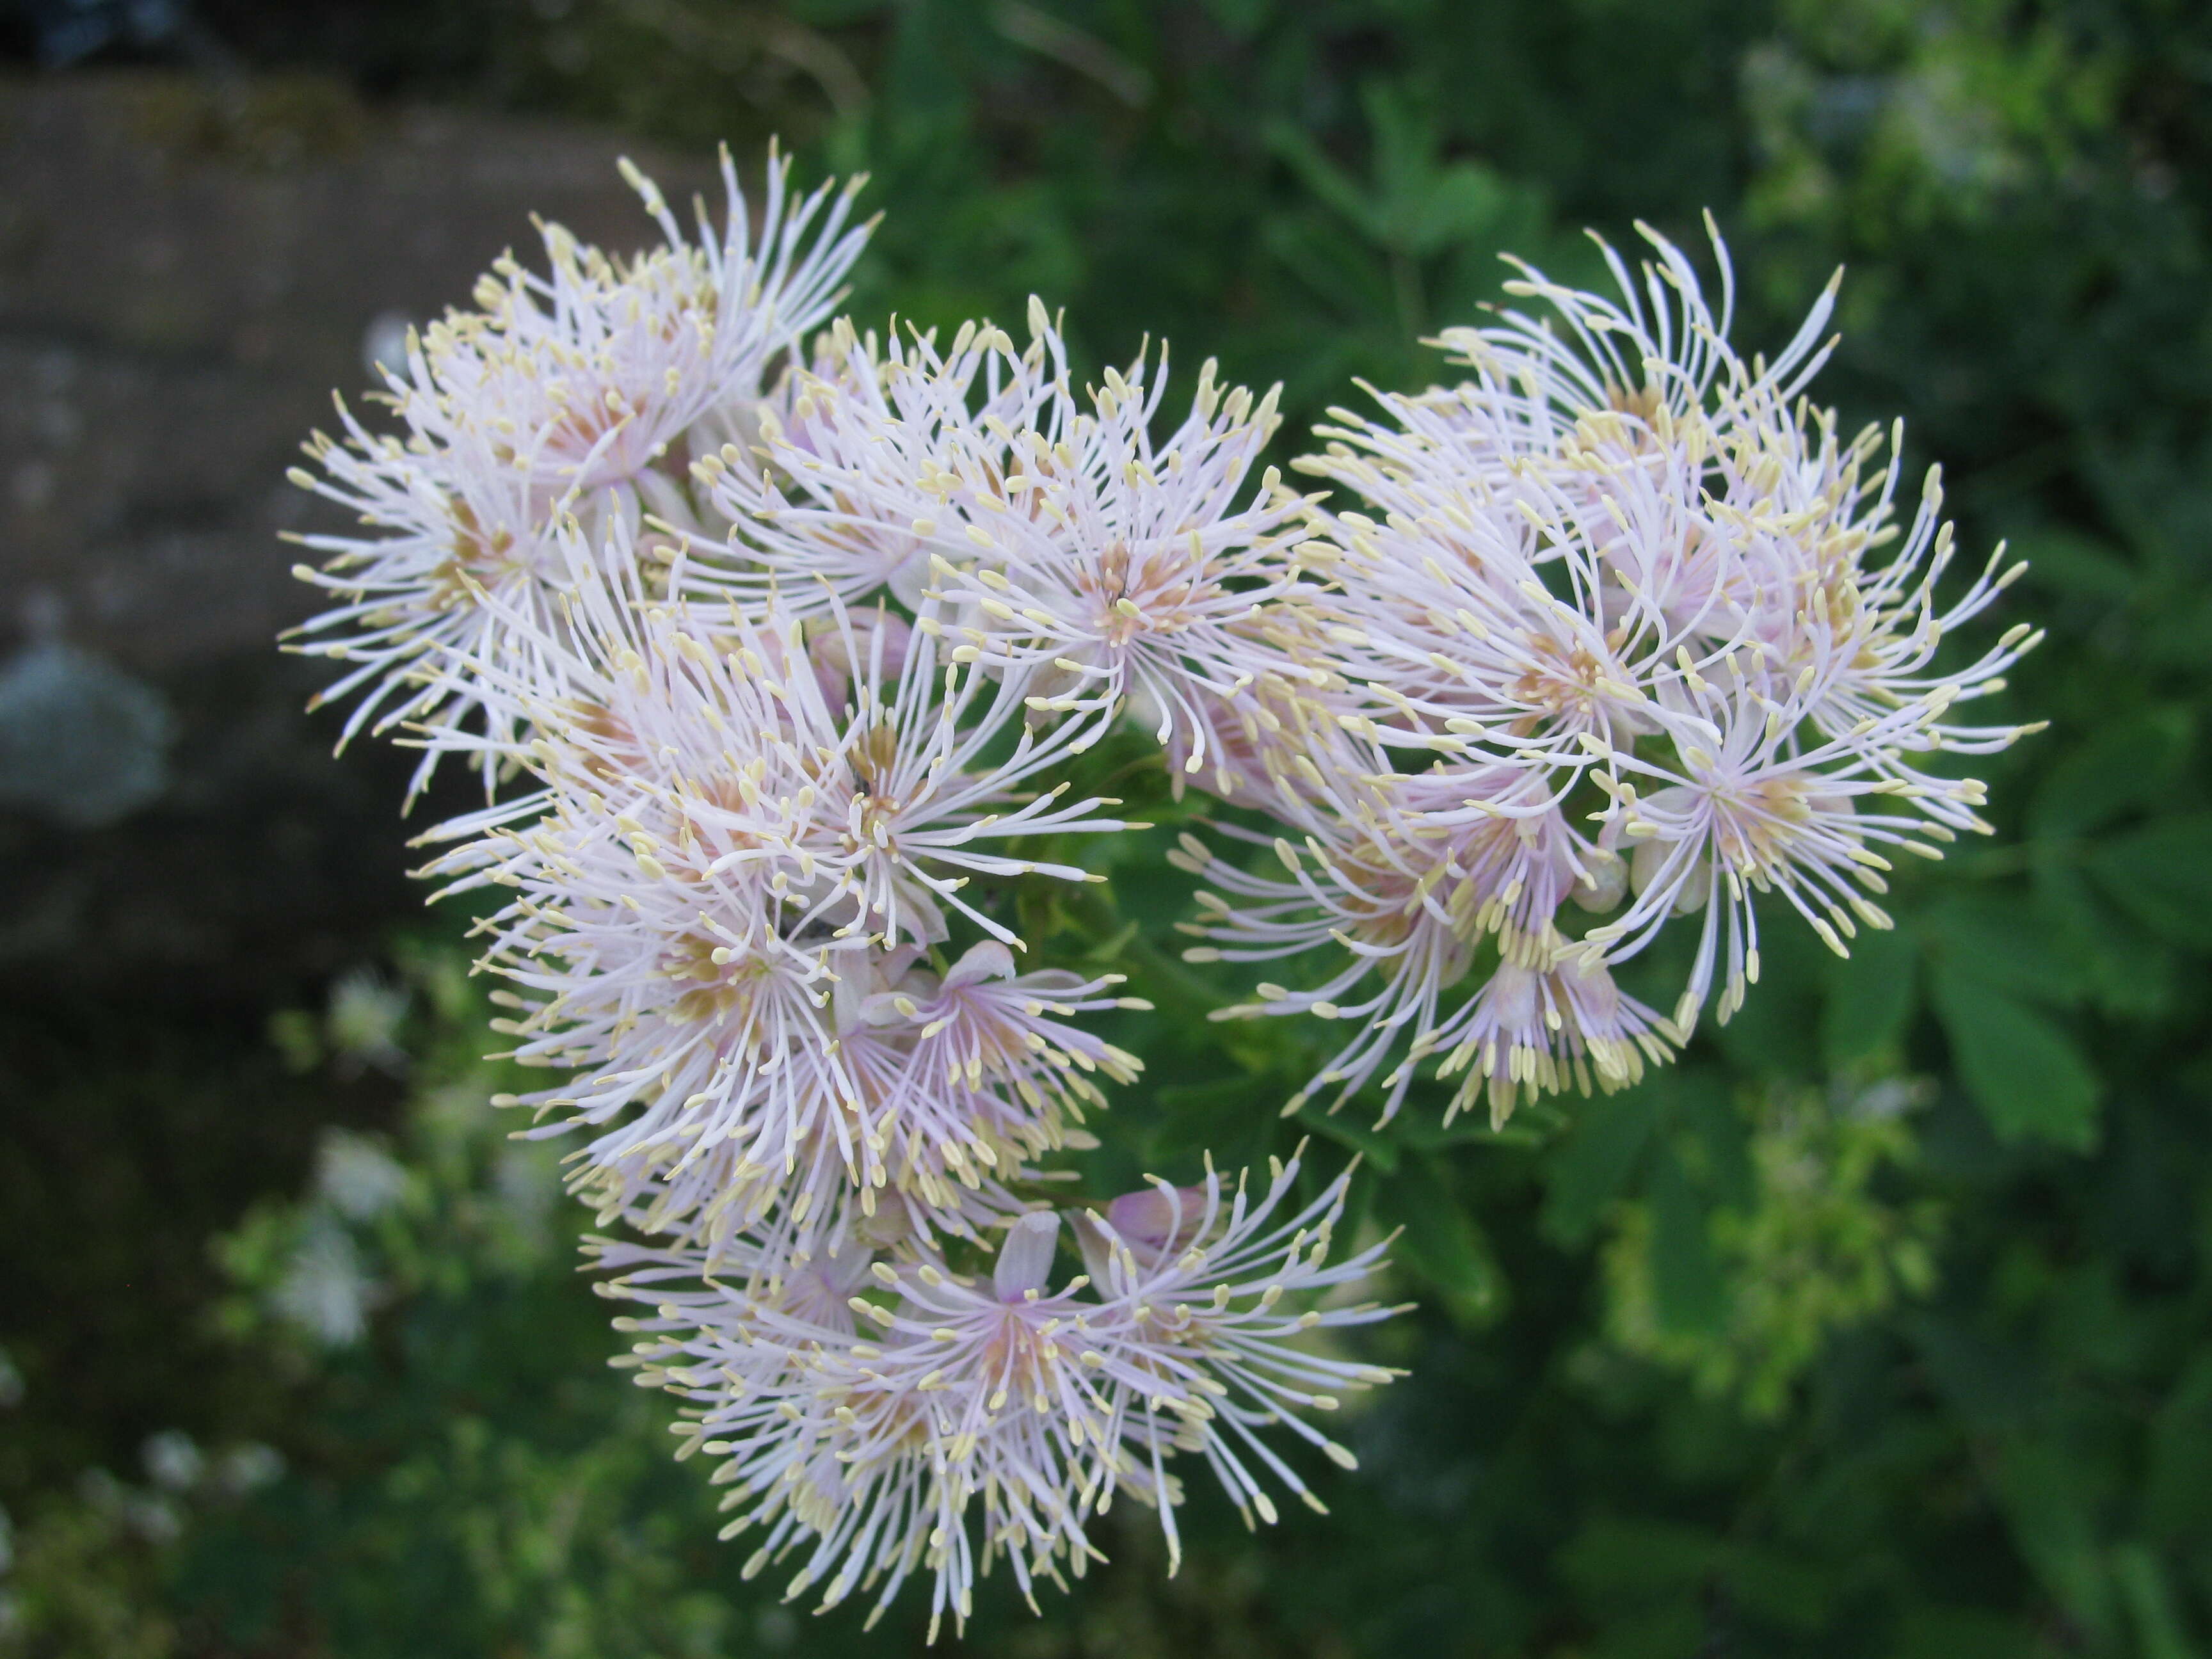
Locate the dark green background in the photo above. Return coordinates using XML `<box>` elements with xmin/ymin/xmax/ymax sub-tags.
<box><xmin>3</xmin><ymin>1</ymin><xmax>2209</xmax><ymax>1655</ymax></box>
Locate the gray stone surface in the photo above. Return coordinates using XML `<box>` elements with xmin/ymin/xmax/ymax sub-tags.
<box><xmin>0</xmin><ymin>68</ymin><xmax>712</xmax><ymax>666</ymax></box>
<box><xmin>0</xmin><ymin>70</ymin><xmax>714</xmax><ymax>995</ymax></box>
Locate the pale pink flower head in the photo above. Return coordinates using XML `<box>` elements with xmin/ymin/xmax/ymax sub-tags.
<box><xmin>837</xmin><ymin>939</ymin><xmax>1146</xmax><ymax>1219</ymax></box>
<box><xmin>394</xmin><ymin>146</ymin><xmax>872</xmax><ymax>501</ymax></box>
<box><xmin>705</xmin><ymin>298</ymin><xmax>1315</xmax><ymax>773</ymax></box>
<box><xmin>604</xmin><ymin>1151</ymin><xmax>1402</xmax><ymax>1639</ymax></box>
<box><xmin>1077</xmin><ymin>1152</ymin><xmax>1405</xmax><ymax>1555</ymax></box>
<box><xmin>1431</xmin><ymin>944</ymin><xmax>1673</xmax><ymax>1129</ymax></box>
<box><xmin>287</xmin><ymin>145</ymin><xmax>874</xmax><ymax>789</ymax></box>
<box><xmin>285</xmin><ymin>413</ymin><xmax>565</xmax><ymax>799</ymax></box>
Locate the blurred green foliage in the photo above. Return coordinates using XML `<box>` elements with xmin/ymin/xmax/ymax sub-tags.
<box><xmin>6</xmin><ymin>0</ymin><xmax>2212</xmax><ymax>1653</ymax></box>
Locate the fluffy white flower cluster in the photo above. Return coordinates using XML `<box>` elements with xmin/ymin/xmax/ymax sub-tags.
<box><xmin>287</xmin><ymin>144</ymin><xmax>2027</xmax><ymax>1632</ymax></box>
<box><xmin>1174</xmin><ymin>220</ymin><xmax>2038</xmax><ymax>1128</ymax></box>
<box><xmin>286</xmin><ymin>145</ymin><xmax>873</xmax><ymax>799</ymax></box>
<box><xmin>287</xmin><ymin>146</ymin><xmax>1394</xmax><ymax>1636</ymax></box>
<box><xmin>595</xmin><ymin>1152</ymin><xmax>1395</xmax><ymax>1639</ymax></box>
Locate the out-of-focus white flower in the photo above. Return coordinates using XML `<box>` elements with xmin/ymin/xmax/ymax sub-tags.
<box><xmin>323</xmin><ymin>969</ymin><xmax>412</xmax><ymax>1076</ymax></box>
<box><xmin>141</xmin><ymin>1430</ymin><xmax>204</xmax><ymax>1493</ymax></box>
<box><xmin>314</xmin><ymin>1128</ymin><xmax>411</xmax><ymax>1221</ymax></box>
<box><xmin>210</xmin><ymin>1443</ymin><xmax>286</xmax><ymax>1498</ymax></box>
<box><xmin>271</xmin><ymin>1216</ymin><xmax>374</xmax><ymax>1347</ymax></box>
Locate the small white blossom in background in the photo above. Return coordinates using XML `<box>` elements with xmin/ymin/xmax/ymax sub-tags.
<box><xmin>323</xmin><ymin>969</ymin><xmax>412</xmax><ymax>1076</ymax></box>
<box><xmin>314</xmin><ymin>1128</ymin><xmax>411</xmax><ymax>1221</ymax></box>
<box><xmin>141</xmin><ymin>1430</ymin><xmax>204</xmax><ymax>1493</ymax></box>
<box><xmin>271</xmin><ymin>1217</ymin><xmax>376</xmax><ymax>1347</ymax></box>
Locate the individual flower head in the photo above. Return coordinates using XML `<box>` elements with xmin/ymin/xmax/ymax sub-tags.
<box><xmin>421</xmin><ymin>521</ymin><xmax>1133</xmax><ymax>940</ymax></box>
<box><xmin>571</xmin><ymin>940</ymin><xmax>1050</xmax><ymax>1272</ymax></box>
<box><xmin>285</xmin><ymin>412</ymin><xmax>562</xmax><ymax>799</ymax></box>
<box><xmin>599</xmin><ymin>938</ymin><xmax>1143</xmax><ymax>1270</ymax></box>
<box><xmin>1077</xmin><ymin>1151</ymin><xmax>1405</xmax><ymax>1562</ymax></box>
<box><xmin>1177</xmin><ymin>804</ymin><xmax>1479</xmax><ymax>1128</ymax></box>
<box><xmin>606</xmin><ymin>1212</ymin><xmax>1158</xmax><ymax>1640</ymax></box>
<box><xmin>691</xmin><ymin>315</ymin><xmax>1005</xmax><ymax>616</ymax></box>
<box><xmin>1174</xmin><ymin>707</ymin><xmax>1625</xmax><ymax>1125</ymax></box>
<box><xmin>397</xmin><ymin>144</ymin><xmax>874</xmax><ymax>504</ymax></box>
<box><xmin>1429</xmin><ymin>937</ymin><xmax>1672</xmax><ymax>1129</ymax></box>
<box><xmin>1576</xmin><ymin>654</ymin><xmax>1988</xmax><ymax>1035</ymax></box>
<box><xmin>1420</xmin><ymin>212</ymin><xmax>1841</xmax><ymax>504</ymax></box>
<box><xmin>701</xmin><ymin>299</ymin><xmax>1315</xmax><ymax>774</ymax></box>
<box><xmin>597</xmin><ymin>1234</ymin><xmax>979</xmax><ymax>1633</ymax></box>
<box><xmin>1284</xmin><ymin>220</ymin><xmax>1848</xmax><ymax>785</ymax></box>
<box><xmin>849</xmin><ymin>940</ymin><xmax>1148</xmax><ymax>1201</ymax></box>
<box><xmin>602</xmin><ymin>1151</ymin><xmax>1400</xmax><ymax>1640</ymax></box>
<box><xmin>415</xmin><ymin>528</ymin><xmax>1132</xmax><ymax>1247</ymax></box>
<box><xmin>286</xmin><ymin>145</ymin><xmax>876</xmax><ymax>789</ymax></box>
<box><xmin>1286</xmin><ymin>227</ymin><xmax>1841</xmax><ymax>775</ymax></box>
<box><xmin>1773</xmin><ymin>443</ymin><xmax>2046</xmax><ymax>812</ymax></box>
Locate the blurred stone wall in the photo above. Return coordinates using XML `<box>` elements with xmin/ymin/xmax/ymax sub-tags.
<box><xmin>0</xmin><ymin>70</ymin><xmax>712</xmax><ymax>998</ymax></box>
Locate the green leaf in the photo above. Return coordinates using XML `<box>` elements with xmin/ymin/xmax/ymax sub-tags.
<box><xmin>1928</xmin><ymin>961</ymin><xmax>2101</xmax><ymax>1149</ymax></box>
<box><xmin>2143</xmin><ymin>1347</ymin><xmax>2212</xmax><ymax>1540</ymax></box>
<box><xmin>1152</xmin><ymin>1073</ymin><xmax>1291</xmax><ymax>1167</ymax></box>
<box><xmin>2026</xmin><ymin>707</ymin><xmax>2192</xmax><ymax>839</ymax></box>
<box><xmin>1290</xmin><ymin>1104</ymin><xmax>1400</xmax><ymax>1173</ymax></box>
<box><xmin>1647</xmin><ymin>1144</ymin><xmax>1726</xmax><ymax>1336</ymax></box>
<box><xmin>1820</xmin><ymin>920</ymin><xmax>1918</xmax><ymax>1069</ymax></box>
<box><xmin>1556</xmin><ymin>1515</ymin><xmax>1719</xmax><ymax>1601</ymax></box>
<box><xmin>1540</xmin><ymin>1083</ymin><xmax>1665</xmax><ymax>1246</ymax></box>
<box><xmin>2086</xmin><ymin>812</ymin><xmax>2212</xmax><ymax>950</ymax></box>
<box><xmin>1395</xmin><ymin>1103</ymin><xmax>1553</xmax><ymax>1153</ymax></box>
<box><xmin>1407</xmin><ymin>162</ymin><xmax>1520</xmax><ymax>256</ymax></box>
<box><xmin>2141</xmin><ymin>586</ymin><xmax>2212</xmax><ymax>670</ymax></box>
<box><xmin>1710</xmin><ymin>905</ymin><xmax>1824</xmax><ymax>1078</ymax></box>
<box><xmin>2112</xmin><ymin>1543</ymin><xmax>2197</xmax><ymax>1659</ymax></box>
<box><xmin>1258</xmin><ymin>210</ymin><xmax>1396</xmax><ymax>321</ymax></box>
<box><xmin>1262</xmin><ymin>123</ymin><xmax>1384</xmax><ymax>243</ymax></box>
<box><xmin>1986</xmin><ymin>1439</ymin><xmax>2120</xmax><ymax>1640</ymax></box>
<box><xmin>1919</xmin><ymin>893</ymin><xmax>2091</xmax><ymax>1006</ymax></box>
<box><xmin>1672</xmin><ymin>1075</ymin><xmax>1755</xmax><ymax>1212</ymax></box>
<box><xmin>2012</xmin><ymin>527</ymin><xmax>2137</xmax><ymax>605</ymax></box>
<box><xmin>2033</xmin><ymin>860</ymin><xmax>2181</xmax><ymax>1019</ymax></box>
<box><xmin>1892</xmin><ymin>1605</ymin><xmax>2042</xmax><ymax>1659</ymax></box>
<box><xmin>1381</xmin><ymin>1153</ymin><xmax>1503</xmax><ymax>1326</ymax></box>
